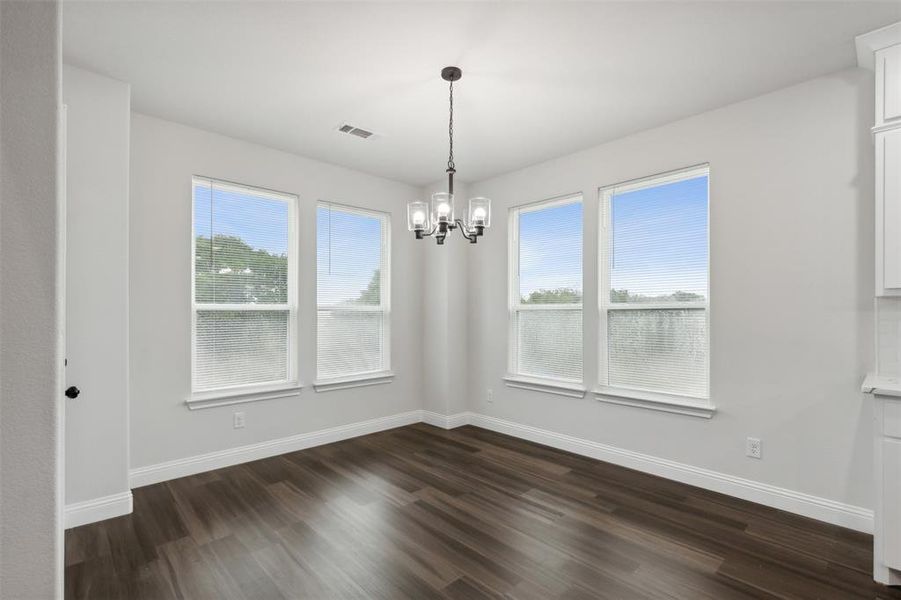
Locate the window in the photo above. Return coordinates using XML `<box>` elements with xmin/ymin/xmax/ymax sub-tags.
<box><xmin>509</xmin><ymin>195</ymin><xmax>583</xmax><ymax>383</ymax></box>
<box><xmin>316</xmin><ymin>203</ymin><xmax>390</xmax><ymax>381</ymax></box>
<box><xmin>600</xmin><ymin>166</ymin><xmax>709</xmax><ymax>400</ymax></box>
<box><xmin>192</xmin><ymin>177</ymin><xmax>297</xmax><ymax>394</ymax></box>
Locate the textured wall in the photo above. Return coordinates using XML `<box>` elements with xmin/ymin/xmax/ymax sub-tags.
<box><xmin>0</xmin><ymin>1</ymin><xmax>63</xmax><ymax>597</ymax></box>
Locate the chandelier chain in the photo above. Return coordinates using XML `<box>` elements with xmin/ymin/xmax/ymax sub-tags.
<box><xmin>448</xmin><ymin>80</ymin><xmax>455</xmax><ymax>171</ymax></box>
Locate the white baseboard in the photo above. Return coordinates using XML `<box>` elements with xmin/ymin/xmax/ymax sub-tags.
<box><xmin>465</xmin><ymin>412</ymin><xmax>874</xmax><ymax>534</ymax></box>
<box><xmin>121</xmin><ymin>408</ymin><xmax>872</xmax><ymax>534</ymax></box>
<box><xmin>65</xmin><ymin>491</ymin><xmax>133</xmax><ymax>529</ymax></box>
<box><xmin>421</xmin><ymin>410</ymin><xmax>470</xmax><ymax>429</ymax></box>
<box><xmin>129</xmin><ymin>410</ymin><xmax>422</xmax><ymax>488</ymax></box>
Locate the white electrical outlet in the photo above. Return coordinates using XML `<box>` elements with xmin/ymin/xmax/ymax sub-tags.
<box><xmin>233</xmin><ymin>412</ymin><xmax>245</xmax><ymax>429</ymax></box>
<box><xmin>746</xmin><ymin>437</ymin><xmax>761</xmax><ymax>459</ymax></box>
<box><xmin>487</xmin><ymin>388</ymin><xmax>494</xmax><ymax>403</ymax></box>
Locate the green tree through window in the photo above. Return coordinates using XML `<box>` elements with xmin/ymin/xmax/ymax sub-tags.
<box><xmin>610</xmin><ymin>289</ymin><xmax>704</xmax><ymax>303</ymax></box>
<box><xmin>355</xmin><ymin>268</ymin><xmax>380</xmax><ymax>305</ymax></box>
<box><xmin>195</xmin><ymin>234</ymin><xmax>288</xmax><ymax>304</ymax></box>
<box><xmin>521</xmin><ymin>287</ymin><xmax>582</xmax><ymax>304</ymax></box>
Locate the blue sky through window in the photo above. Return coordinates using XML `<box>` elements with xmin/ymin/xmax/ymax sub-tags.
<box><xmin>519</xmin><ymin>200</ymin><xmax>583</xmax><ymax>299</ymax></box>
<box><xmin>317</xmin><ymin>206</ymin><xmax>383</xmax><ymax>306</ymax></box>
<box><xmin>610</xmin><ymin>175</ymin><xmax>708</xmax><ymax>299</ymax></box>
<box><xmin>194</xmin><ymin>184</ymin><xmax>289</xmax><ymax>256</ymax></box>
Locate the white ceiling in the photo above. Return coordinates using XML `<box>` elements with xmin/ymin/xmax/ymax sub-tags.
<box><xmin>63</xmin><ymin>1</ymin><xmax>900</xmax><ymax>186</ymax></box>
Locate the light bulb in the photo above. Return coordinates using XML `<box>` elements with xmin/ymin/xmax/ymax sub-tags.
<box><xmin>437</xmin><ymin>203</ymin><xmax>450</xmax><ymax>220</ymax></box>
<box><xmin>471</xmin><ymin>206</ymin><xmax>487</xmax><ymax>224</ymax></box>
<box><xmin>412</xmin><ymin>211</ymin><xmax>425</xmax><ymax>226</ymax></box>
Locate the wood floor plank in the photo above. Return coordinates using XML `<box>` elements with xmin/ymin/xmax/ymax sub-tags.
<box><xmin>66</xmin><ymin>424</ymin><xmax>901</xmax><ymax>599</ymax></box>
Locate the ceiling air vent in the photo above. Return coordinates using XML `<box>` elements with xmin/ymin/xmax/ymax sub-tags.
<box><xmin>337</xmin><ymin>123</ymin><xmax>374</xmax><ymax>139</ymax></box>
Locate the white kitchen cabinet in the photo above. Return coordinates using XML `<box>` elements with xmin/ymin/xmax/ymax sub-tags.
<box><xmin>862</xmin><ymin>376</ymin><xmax>901</xmax><ymax>585</ymax></box>
<box><xmin>858</xmin><ymin>24</ymin><xmax>901</xmax><ymax>296</ymax></box>
<box><xmin>879</xmin><ymin>128</ymin><xmax>901</xmax><ymax>293</ymax></box>
<box><xmin>878</xmin><ymin>44</ymin><xmax>901</xmax><ymax>128</ymax></box>
<box><xmin>884</xmin><ymin>437</ymin><xmax>901</xmax><ymax>570</ymax></box>
<box><xmin>860</xmin><ymin>22</ymin><xmax>901</xmax><ymax>587</ymax></box>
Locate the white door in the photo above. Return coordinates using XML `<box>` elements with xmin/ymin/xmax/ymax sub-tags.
<box><xmin>62</xmin><ymin>67</ymin><xmax>131</xmax><ymax>525</ymax></box>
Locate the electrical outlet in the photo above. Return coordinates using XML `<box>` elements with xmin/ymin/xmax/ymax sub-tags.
<box><xmin>746</xmin><ymin>437</ymin><xmax>761</xmax><ymax>459</ymax></box>
<box><xmin>233</xmin><ymin>412</ymin><xmax>245</xmax><ymax>429</ymax></box>
<box><xmin>487</xmin><ymin>388</ymin><xmax>494</xmax><ymax>403</ymax></box>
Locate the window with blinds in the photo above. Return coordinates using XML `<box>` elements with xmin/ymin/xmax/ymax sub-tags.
<box><xmin>192</xmin><ymin>177</ymin><xmax>297</xmax><ymax>393</ymax></box>
<box><xmin>317</xmin><ymin>203</ymin><xmax>390</xmax><ymax>380</ymax></box>
<box><xmin>509</xmin><ymin>195</ymin><xmax>583</xmax><ymax>382</ymax></box>
<box><xmin>600</xmin><ymin>166</ymin><xmax>709</xmax><ymax>399</ymax></box>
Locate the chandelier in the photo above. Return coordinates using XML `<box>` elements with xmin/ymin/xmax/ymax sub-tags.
<box><xmin>407</xmin><ymin>66</ymin><xmax>491</xmax><ymax>245</ymax></box>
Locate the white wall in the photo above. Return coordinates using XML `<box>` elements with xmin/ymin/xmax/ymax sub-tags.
<box><xmin>106</xmin><ymin>61</ymin><xmax>879</xmax><ymax>531</ymax></box>
<box><xmin>421</xmin><ymin>178</ymin><xmax>471</xmax><ymax>418</ymax></box>
<box><xmin>129</xmin><ymin>113</ymin><xmax>424</xmax><ymax>470</ymax></box>
<box><xmin>467</xmin><ymin>68</ymin><xmax>877</xmax><ymax>511</ymax></box>
<box><xmin>0</xmin><ymin>1</ymin><xmax>63</xmax><ymax>597</ymax></box>
<box><xmin>62</xmin><ymin>65</ymin><xmax>131</xmax><ymax>516</ymax></box>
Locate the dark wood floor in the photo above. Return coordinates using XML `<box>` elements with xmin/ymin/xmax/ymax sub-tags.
<box><xmin>66</xmin><ymin>424</ymin><xmax>901</xmax><ymax>599</ymax></box>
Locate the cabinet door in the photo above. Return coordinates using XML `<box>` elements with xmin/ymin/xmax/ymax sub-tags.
<box><xmin>881</xmin><ymin>129</ymin><xmax>901</xmax><ymax>291</ymax></box>
<box><xmin>884</xmin><ymin>438</ymin><xmax>901</xmax><ymax>568</ymax></box>
<box><xmin>878</xmin><ymin>44</ymin><xmax>901</xmax><ymax>127</ymax></box>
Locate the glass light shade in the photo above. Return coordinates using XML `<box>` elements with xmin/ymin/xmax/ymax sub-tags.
<box><xmin>468</xmin><ymin>197</ymin><xmax>491</xmax><ymax>228</ymax></box>
<box><xmin>406</xmin><ymin>201</ymin><xmax>430</xmax><ymax>231</ymax></box>
<box><xmin>431</xmin><ymin>192</ymin><xmax>455</xmax><ymax>225</ymax></box>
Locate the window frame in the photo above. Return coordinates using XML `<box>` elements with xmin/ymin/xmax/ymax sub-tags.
<box><xmin>189</xmin><ymin>176</ymin><xmax>300</xmax><ymax>406</ymax></box>
<box><xmin>596</xmin><ymin>164</ymin><xmax>713</xmax><ymax>417</ymax></box>
<box><xmin>314</xmin><ymin>201</ymin><xmax>392</xmax><ymax>388</ymax></box>
<box><xmin>507</xmin><ymin>193</ymin><xmax>585</xmax><ymax>391</ymax></box>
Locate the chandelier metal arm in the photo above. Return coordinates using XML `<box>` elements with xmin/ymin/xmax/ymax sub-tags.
<box><xmin>415</xmin><ymin>224</ymin><xmax>440</xmax><ymax>240</ymax></box>
<box><xmin>453</xmin><ymin>219</ymin><xmax>484</xmax><ymax>243</ymax></box>
<box><xmin>433</xmin><ymin>221</ymin><xmax>450</xmax><ymax>245</ymax></box>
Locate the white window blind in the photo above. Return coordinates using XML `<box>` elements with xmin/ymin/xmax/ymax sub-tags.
<box><xmin>510</xmin><ymin>195</ymin><xmax>583</xmax><ymax>382</ymax></box>
<box><xmin>317</xmin><ymin>203</ymin><xmax>390</xmax><ymax>380</ymax></box>
<box><xmin>600</xmin><ymin>166</ymin><xmax>709</xmax><ymax>399</ymax></box>
<box><xmin>192</xmin><ymin>177</ymin><xmax>297</xmax><ymax>393</ymax></box>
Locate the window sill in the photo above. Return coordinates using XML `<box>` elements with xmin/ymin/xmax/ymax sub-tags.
<box><xmin>593</xmin><ymin>386</ymin><xmax>715</xmax><ymax>419</ymax></box>
<box><xmin>313</xmin><ymin>371</ymin><xmax>395</xmax><ymax>392</ymax></box>
<box><xmin>503</xmin><ymin>374</ymin><xmax>587</xmax><ymax>398</ymax></box>
<box><xmin>186</xmin><ymin>383</ymin><xmax>303</xmax><ymax>410</ymax></box>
